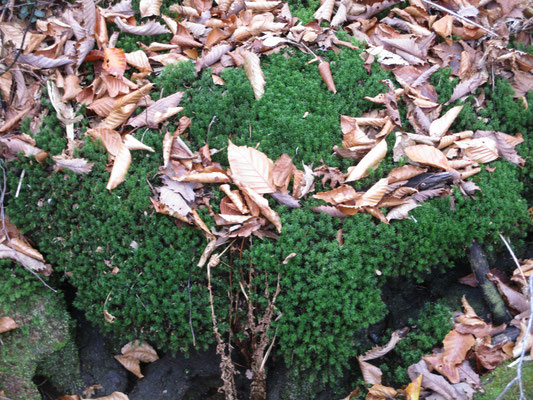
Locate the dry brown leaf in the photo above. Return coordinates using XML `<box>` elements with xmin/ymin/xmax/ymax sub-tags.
<box><xmin>227</xmin><ymin>140</ymin><xmax>275</xmax><ymax>193</ymax></box>
<box><xmin>345</xmin><ymin>139</ymin><xmax>387</xmax><ymax>182</ymax></box>
<box><xmin>107</xmin><ymin>143</ymin><xmax>132</xmax><ymax>190</ymax></box>
<box><xmin>318</xmin><ymin>61</ymin><xmax>336</xmax><ymax>94</ymax></box>
<box><xmin>366</xmin><ymin>384</ymin><xmax>398</xmax><ymax>400</ymax></box>
<box><xmin>92</xmin><ymin>393</ymin><xmax>130</xmax><ymax>400</ymax></box>
<box><xmin>313</xmin><ymin>0</ymin><xmax>334</xmax><ymax>21</ymax></box>
<box><xmin>139</xmin><ymin>0</ymin><xmax>162</xmax><ymax>17</ymax></box>
<box><xmin>103</xmin><ymin>48</ymin><xmax>127</xmax><ymax>76</ymax></box>
<box><xmin>457</xmin><ymin>137</ymin><xmax>499</xmax><ymax>163</ymax></box>
<box><xmin>429</xmin><ymin>106</ymin><xmax>463</xmax><ymax>138</ymax></box>
<box><xmin>125</xmin><ymin>50</ymin><xmax>152</xmax><ymax>71</ymax></box>
<box><xmin>220</xmin><ymin>184</ymin><xmax>248</xmax><ymax>214</ymax></box>
<box><xmin>432</xmin><ymin>14</ymin><xmax>453</xmax><ymax>45</ymax></box>
<box><xmin>123</xmin><ymin>134</ymin><xmax>155</xmax><ymax>152</ymax></box>
<box><xmin>405</xmin><ymin>145</ymin><xmax>452</xmax><ymax>170</ymax></box>
<box><xmin>114</xmin><ymin>17</ymin><xmax>170</xmax><ymax>35</ymax></box>
<box><xmin>272</xmin><ymin>153</ymin><xmax>295</xmax><ymax>192</ymax></box>
<box><xmin>235</xmin><ymin>180</ymin><xmax>281</xmax><ymax>232</ymax></box>
<box><xmin>128</xmin><ymin>92</ymin><xmax>183</xmax><ymax>128</ymax></box>
<box><xmin>0</xmin><ymin>317</ymin><xmax>19</xmax><ymax>333</ymax></box>
<box><xmin>441</xmin><ymin>330</ymin><xmax>475</xmax><ymax>383</ymax></box>
<box><xmin>356</xmin><ymin>178</ymin><xmax>388</xmax><ymax>207</ymax></box>
<box><xmin>243</xmin><ymin>51</ymin><xmax>266</xmax><ymax>100</ymax></box>
<box><xmin>0</xmin><ymin>244</ymin><xmax>52</xmax><ymax>275</ymax></box>
<box><xmin>169</xmin><ymin>4</ymin><xmax>200</xmax><ymax>17</ymax></box>
<box><xmin>487</xmin><ymin>273</ymin><xmax>530</xmax><ymax>313</ymax></box>
<box><xmin>342</xmin><ymin>123</ymin><xmax>375</xmax><ymax>148</ymax></box>
<box><xmin>313</xmin><ymin>185</ymin><xmax>359</xmax><ymax>205</ymax></box>
<box><xmin>121</xmin><ymin>340</ymin><xmax>159</xmax><ymax>362</ymax></box>
<box><xmin>53</xmin><ymin>155</ymin><xmax>94</xmax><ymax>174</ymax></box>
<box><xmin>387</xmin><ymin>165</ymin><xmax>426</xmax><ymax>184</ymax></box>
<box><xmin>245</xmin><ymin>1</ymin><xmax>281</xmax><ymax>11</ymax></box>
<box><xmin>114</xmin><ymin>355</ymin><xmax>144</xmax><ymax>378</ymax></box>
<box><xmin>386</xmin><ymin>200</ymin><xmax>420</xmax><ymax>221</ymax></box>
<box><xmin>176</xmin><ymin>166</ymin><xmax>231</xmax><ymax>183</ymax></box>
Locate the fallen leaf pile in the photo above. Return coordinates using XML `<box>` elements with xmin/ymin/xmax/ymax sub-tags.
<box><xmin>353</xmin><ymin>259</ymin><xmax>533</xmax><ymax>400</ymax></box>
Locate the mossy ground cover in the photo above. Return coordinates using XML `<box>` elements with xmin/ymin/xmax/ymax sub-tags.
<box><xmin>3</xmin><ymin>39</ymin><xmax>533</xmax><ymax>395</ymax></box>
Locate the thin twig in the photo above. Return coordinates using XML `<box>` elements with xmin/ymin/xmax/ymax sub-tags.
<box><xmin>421</xmin><ymin>0</ymin><xmax>498</xmax><ymax>37</ymax></box>
<box><xmin>0</xmin><ymin>161</ymin><xmax>56</xmax><ymax>292</ymax></box>
<box><xmin>495</xmin><ymin>264</ymin><xmax>533</xmax><ymax>400</ymax></box>
<box><xmin>187</xmin><ymin>275</ymin><xmax>196</xmax><ymax>347</ymax></box>
<box><xmin>207</xmin><ymin>115</ymin><xmax>217</xmax><ymax>138</ymax></box>
<box><xmin>14</xmin><ymin>169</ymin><xmax>24</xmax><ymax>198</ymax></box>
<box><xmin>499</xmin><ymin>232</ymin><xmax>528</xmax><ymax>292</ymax></box>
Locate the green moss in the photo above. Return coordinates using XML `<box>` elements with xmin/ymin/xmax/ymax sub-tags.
<box><xmin>475</xmin><ymin>361</ymin><xmax>533</xmax><ymax>399</ymax></box>
<box><xmin>0</xmin><ymin>261</ymin><xmax>81</xmax><ymax>398</ymax></box>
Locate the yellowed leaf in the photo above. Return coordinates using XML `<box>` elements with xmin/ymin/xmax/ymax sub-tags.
<box><xmin>405</xmin><ymin>145</ymin><xmax>452</xmax><ymax>170</ymax></box>
<box><xmin>356</xmin><ymin>178</ymin><xmax>388</xmax><ymax>207</ymax></box>
<box><xmin>106</xmin><ymin>143</ymin><xmax>131</xmax><ymax>190</ymax></box>
<box><xmin>0</xmin><ymin>317</ymin><xmax>19</xmax><ymax>333</ymax></box>
<box><xmin>429</xmin><ymin>105</ymin><xmax>463</xmax><ymax>138</ymax></box>
<box><xmin>345</xmin><ymin>139</ymin><xmax>387</xmax><ymax>182</ymax></box>
<box><xmin>243</xmin><ymin>51</ymin><xmax>265</xmax><ymax>100</ymax></box>
<box><xmin>139</xmin><ymin>0</ymin><xmax>162</xmax><ymax>17</ymax></box>
<box><xmin>405</xmin><ymin>373</ymin><xmax>422</xmax><ymax>400</ymax></box>
<box><xmin>227</xmin><ymin>140</ymin><xmax>275</xmax><ymax>194</ymax></box>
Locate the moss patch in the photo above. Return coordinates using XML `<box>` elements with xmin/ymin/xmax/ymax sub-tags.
<box><xmin>475</xmin><ymin>361</ymin><xmax>533</xmax><ymax>399</ymax></box>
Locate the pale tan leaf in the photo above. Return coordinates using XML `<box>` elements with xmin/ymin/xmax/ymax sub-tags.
<box><xmin>243</xmin><ymin>51</ymin><xmax>265</xmax><ymax>100</ymax></box>
<box><xmin>356</xmin><ymin>178</ymin><xmax>388</xmax><ymax>207</ymax></box>
<box><xmin>106</xmin><ymin>143</ymin><xmax>132</xmax><ymax>190</ymax></box>
<box><xmin>429</xmin><ymin>105</ymin><xmax>463</xmax><ymax>138</ymax></box>
<box><xmin>386</xmin><ymin>200</ymin><xmax>420</xmax><ymax>221</ymax></box>
<box><xmin>125</xmin><ymin>50</ymin><xmax>152</xmax><ymax>71</ymax></box>
<box><xmin>87</xmin><ymin>96</ymin><xmax>116</xmax><ymax>117</ymax></box>
<box><xmin>158</xmin><ymin>186</ymin><xmax>192</xmax><ymax>218</ymax></box>
<box><xmin>121</xmin><ymin>340</ymin><xmax>159</xmax><ymax>363</ymax></box>
<box><xmin>227</xmin><ymin>140</ymin><xmax>275</xmax><ymax>193</ymax></box>
<box><xmin>0</xmin><ymin>71</ymin><xmax>12</xmax><ymax>102</ymax></box>
<box><xmin>103</xmin><ymin>103</ymin><xmax>137</xmax><ymax>129</ymax></box>
<box><xmin>128</xmin><ymin>92</ymin><xmax>184</xmax><ymax>128</ymax></box>
<box><xmin>176</xmin><ymin>166</ymin><xmax>231</xmax><ymax>183</ymax></box>
<box><xmin>318</xmin><ymin>61</ymin><xmax>336</xmax><ymax>94</ymax></box>
<box><xmin>62</xmin><ymin>74</ymin><xmax>82</xmax><ymax>102</ymax></box>
<box><xmin>343</xmin><ymin>123</ymin><xmax>374</xmax><ymax>148</ymax></box>
<box><xmin>387</xmin><ymin>165</ymin><xmax>426</xmax><ymax>184</ymax></box>
<box><xmin>0</xmin><ymin>317</ymin><xmax>19</xmax><ymax>333</ymax></box>
<box><xmin>150</xmin><ymin>53</ymin><xmax>189</xmax><ymax>66</ymax></box>
<box><xmin>114</xmin><ymin>17</ymin><xmax>170</xmax><ymax>35</ymax></box>
<box><xmin>88</xmin><ymin>127</ymin><xmax>122</xmax><ymax>156</ymax></box>
<box><xmin>313</xmin><ymin>0</ymin><xmax>334</xmax><ymax>21</ymax></box>
<box><xmin>457</xmin><ymin>138</ymin><xmax>499</xmax><ymax>163</ymax></box>
<box><xmin>0</xmin><ymin>244</ymin><xmax>52</xmax><ymax>274</ymax></box>
<box><xmin>331</xmin><ymin>2</ymin><xmax>347</xmax><ymax>26</ymax></box>
<box><xmin>139</xmin><ymin>0</ymin><xmax>162</xmax><ymax>17</ymax></box>
<box><xmin>235</xmin><ymin>180</ymin><xmax>281</xmax><ymax>232</ymax></box>
<box><xmin>123</xmin><ymin>134</ymin><xmax>155</xmax><ymax>152</ymax></box>
<box><xmin>313</xmin><ymin>185</ymin><xmax>359</xmax><ymax>205</ymax></box>
<box><xmin>53</xmin><ymin>156</ymin><xmax>94</xmax><ymax>174</ymax></box>
<box><xmin>205</xmin><ymin>28</ymin><xmax>228</xmax><ymax>49</ymax></box>
<box><xmin>245</xmin><ymin>1</ymin><xmax>281</xmax><ymax>11</ymax></box>
<box><xmin>358</xmin><ymin>359</ymin><xmax>383</xmax><ymax>385</ymax></box>
<box><xmin>196</xmin><ymin>44</ymin><xmax>233</xmax><ymax>70</ymax></box>
<box><xmin>169</xmin><ymin>4</ymin><xmax>200</xmax><ymax>17</ymax></box>
<box><xmin>215</xmin><ymin>214</ymin><xmax>254</xmax><ymax>225</ymax></box>
<box><xmin>438</xmin><ymin>130</ymin><xmax>473</xmax><ymax>149</ymax></box>
<box><xmin>212</xmin><ymin>74</ymin><xmax>226</xmax><ymax>85</ymax></box>
<box><xmin>92</xmin><ymin>392</ymin><xmax>130</xmax><ymax>400</ymax></box>
<box><xmin>104</xmin><ymin>309</ymin><xmax>116</xmax><ymax>323</ymax></box>
<box><xmin>8</xmin><ymin>237</ymin><xmax>44</xmax><ymax>261</ymax></box>
<box><xmin>404</xmin><ymin>145</ymin><xmax>452</xmax><ymax>170</ymax></box>
<box><xmin>345</xmin><ymin>139</ymin><xmax>387</xmax><ymax>182</ymax></box>
<box><xmin>114</xmin><ymin>355</ymin><xmax>143</xmax><ymax>378</ymax></box>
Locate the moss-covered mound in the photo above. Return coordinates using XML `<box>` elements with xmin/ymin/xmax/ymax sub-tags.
<box><xmin>4</xmin><ymin>45</ymin><xmax>533</xmax><ymax>388</ymax></box>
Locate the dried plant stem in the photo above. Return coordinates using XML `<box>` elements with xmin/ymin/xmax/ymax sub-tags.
<box><xmin>421</xmin><ymin>0</ymin><xmax>497</xmax><ymax>37</ymax></box>
<box><xmin>495</xmin><ymin>274</ymin><xmax>533</xmax><ymax>400</ymax></box>
<box><xmin>207</xmin><ymin>263</ymin><xmax>238</xmax><ymax>400</ymax></box>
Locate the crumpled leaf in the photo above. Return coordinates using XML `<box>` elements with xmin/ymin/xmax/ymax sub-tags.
<box><xmin>313</xmin><ymin>185</ymin><xmax>359</xmax><ymax>205</ymax></box>
<box><xmin>128</xmin><ymin>92</ymin><xmax>184</xmax><ymax>128</ymax></box>
<box><xmin>106</xmin><ymin>143</ymin><xmax>132</xmax><ymax>190</ymax></box>
<box><xmin>0</xmin><ymin>317</ymin><xmax>19</xmax><ymax>333</ymax></box>
<box><xmin>318</xmin><ymin>61</ymin><xmax>336</xmax><ymax>94</ymax></box>
<box><xmin>405</xmin><ymin>145</ymin><xmax>451</xmax><ymax>170</ymax></box>
<box><xmin>0</xmin><ymin>243</ymin><xmax>52</xmax><ymax>275</ymax></box>
<box><xmin>358</xmin><ymin>328</ymin><xmax>408</xmax><ymax>384</ymax></box>
<box><xmin>103</xmin><ymin>48</ymin><xmax>127</xmax><ymax>76</ymax></box>
<box><xmin>407</xmin><ymin>360</ymin><xmax>459</xmax><ymax>400</ymax></box>
<box><xmin>243</xmin><ymin>51</ymin><xmax>266</xmax><ymax>100</ymax></box>
<box><xmin>272</xmin><ymin>153</ymin><xmax>295</xmax><ymax>192</ymax></box>
<box><xmin>437</xmin><ymin>330</ymin><xmax>475</xmax><ymax>383</ymax></box>
<box><xmin>429</xmin><ymin>106</ymin><xmax>463</xmax><ymax>138</ymax></box>
<box><xmin>235</xmin><ymin>180</ymin><xmax>282</xmax><ymax>232</ymax></box>
<box><xmin>139</xmin><ymin>0</ymin><xmax>162</xmax><ymax>17</ymax></box>
<box><xmin>292</xmin><ymin>163</ymin><xmax>315</xmax><ymax>199</ymax></box>
<box><xmin>53</xmin><ymin>155</ymin><xmax>94</xmax><ymax>174</ymax></box>
<box><xmin>114</xmin><ymin>17</ymin><xmax>170</xmax><ymax>35</ymax></box>
<box><xmin>114</xmin><ymin>340</ymin><xmax>158</xmax><ymax>379</ymax></box>
<box><xmin>487</xmin><ymin>273</ymin><xmax>529</xmax><ymax>313</ymax></box>
<box><xmin>346</xmin><ymin>139</ymin><xmax>387</xmax><ymax>182</ymax></box>
<box><xmin>271</xmin><ymin>191</ymin><xmax>301</xmax><ymax>208</ymax></box>
<box><xmin>227</xmin><ymin>140</ymin><xmax>275</xmax><ymax>194</ymax></box>
<box><xmin>386</xmin><ymin>200</ymin><xmax>420</xmax><ymax>221</ymax></box>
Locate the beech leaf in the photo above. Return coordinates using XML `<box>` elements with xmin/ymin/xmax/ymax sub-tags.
<box><xmin>139</xmin><ymin>0</ymin><xmax>162</xmax><ymax>17</ymax></box>
<box><xmin>128</xmin><ymin>92</ymin><xmax>184</xmax><ymax>128</ymax></box>
<box><xmin>103</xmin><ymin>48</ymin><xmax>127</xmax><ymax>76</ymax></box>
<box><xmin>404</xmin><ymin>145</ymin><xmax>452</xmax><ymax>170</ymax></box>
<box><xmin>0</xmin><ymin>317</ymin><xmax>19</xmax><ymax>333</ymax></box>
<box><xmin>106</xmin><ymin>143</ymin><xmax>132</xmax><ymax>190</ymax></box>
<box><xmin>345</xmin><ymin>139</ymin><xmax>387</xmax><ymax>182</ymax></box>
<box><xmin>318</xmin><ymin>61</ymin><xmax>336</xmax><ymax>94</ymax></box>
<box><xmin>429</xmin><ymin>106</ymin><xmax>463</xmax><ymax>138</ymax></box>
<box><xmin>313</xmin><ymin>0</ymin><xmax>334</xmax><ymax>22</ymax></box>
<box><xmin>227</xmin><ymin>141</ymin><xmax>275</xmax><ymax>194</ymax></box>
<box><xmin>243</xmin><ymin>51</ymin><xmax>266</xmax><ymax>100</ymax></box>
<box><xmin>235</xmin><ymin>180</ymin><xmax>281</xmax><ymax>233</ymax></box>
<box><xmin>53</xmin><ymin>155</ymin><xmax>94</xmax><ymax>174</ymax></box>
<box><xmin>313</xmin><ymin>185</ymin><xmax>359</xmax><ymax>205</ymax></box>
<box><xmin>114</xmin><ymin>17</ymin><xmax>170</xmax><ymax>35</ymax></box>
<box><xmin>356</xmin><ymin>178</ymin><xmax>388</xmax><ymax>207</ymax></box>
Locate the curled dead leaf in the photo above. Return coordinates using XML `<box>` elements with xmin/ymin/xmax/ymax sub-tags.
<box><xmin>106</xmin><ymin>143</ymin><xmax>132</xmax><ymax>190</ymax></box>
<box><xmin>243</xmin><ymin>51</ymin><xmax>266</xmax><ymax>100</ymax></box>
<box><xmin>0</xmin><ymin>317</ymin><xmax>19</xmax><ymax>333</ymax></box>
<box><xmin>346</xmin><ymin>139</ymin><xmax>387</xmax><ymax>182</ymax></box>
